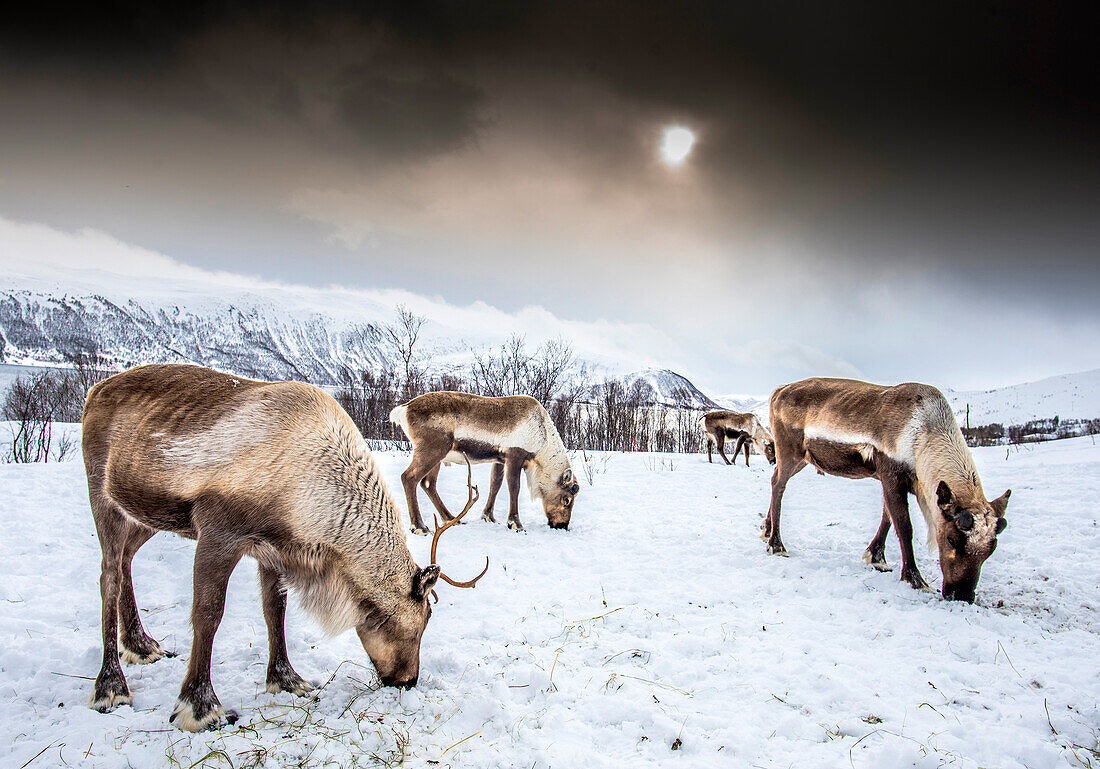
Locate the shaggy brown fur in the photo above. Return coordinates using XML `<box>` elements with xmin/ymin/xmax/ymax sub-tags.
<box><xmin>391</xmin><ymin>392</ymin><xmax>578</xmax><ymax>533</ymax></box>
<box><xmin>699</xmin><ymin>410</ymin><xmax>776</xmax><ymax>466</ymax></box>
<box><xmin>82</xmin><ymin>364</ymin><xmax>477</xmax><ymax>731</ymax></box>
<box><xmin>763</xmin><ymin>377</ymin><xmax>1010</xmax><ymax>602</ymax></box>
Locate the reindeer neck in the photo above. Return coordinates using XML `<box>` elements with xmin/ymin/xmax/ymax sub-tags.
<box><xmin>912</xmin><ymin>420</ymin><xmax>985</xmax><ymax>509</ymax></box>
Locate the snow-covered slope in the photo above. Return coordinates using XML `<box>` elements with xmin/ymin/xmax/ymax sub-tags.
<box><xmin>0</xmin><ymin>281</ymin><xmax>721</xmax><ymax>400</ymax></box>
<box><xmin>2</xmin><ymin>434</ymin><xmax>1097</xmax><ymax>767</ymax></box>
<box><xmin>714</xmin><ymin>368</ymin><xmax>1100</xmax><ymax>429</ymax></box>
<box><xmin>944</xmin><ymin>369</ymin><xmax>1100</xmax><ymax>426</ymax></box>
<box><xmin>0</xmin><ymin>287</ymin><xmax>390</xmax><ymax>385</ymax></box>
<box><xmin>712</xmin><ymin>392</ymin><xmax>770</xmax><ymax>417</ymax></box>
<box><xmin>618</xmin><ymin>368</ymin><xmax>720</xmax><ymax>410</ymax></box>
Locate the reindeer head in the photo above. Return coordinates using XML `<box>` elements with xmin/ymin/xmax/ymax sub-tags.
<box><xmin>542</xmin><ymin>466</ymin><xmax>579</xmax><ymax>530</ymax></box>
<box><xmin>358</xmin><ymin>457</ymin><xmax>488</xmax><ymax>687</ymax></box>
<box><xmin>935</xmin><ymin>480</ymin><xmax>1010</xmax><ymax>603</ymax></box>
<box><xmin>763</xmin><ymin>441</ymin><xmax>777</xmax><ymax>465</ymax></box>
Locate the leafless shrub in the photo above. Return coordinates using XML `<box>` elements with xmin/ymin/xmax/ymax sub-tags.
<box><xmin>3</xmin><ymin>370</ymin><xmax>79</xmax><ymax>462</ymax></box>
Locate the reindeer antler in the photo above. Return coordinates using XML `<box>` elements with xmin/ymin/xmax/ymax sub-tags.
<box><xmin>430</xmin><ymin>453</ymin><xmax>490</xmax><ymax>588</ymax></box>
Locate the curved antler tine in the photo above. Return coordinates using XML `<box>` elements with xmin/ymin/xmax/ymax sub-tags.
<box><xmin>455</xmin><ymin>453</ymin><xmax>480</xmax><ymax>520</ymax></box>
<box><xmin>429</xmin><ymin>452</ymin><xmax>489</xmax><ymax>589</ymax></box>
<box><xmin>439</xmin><ymin>556</ymin><xmax>490</xmax><ymax>588</ymax></box>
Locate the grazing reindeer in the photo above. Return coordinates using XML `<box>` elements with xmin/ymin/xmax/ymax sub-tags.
<box><xmin>82</xmin><ymin>365</ymin><xmax>487</xmax><ymax>731</ymax></box>
<box><xmin>391</xmin><ymin>392</ymin><xmax>579</xmax><ymax>533</ymax></box>
<box><xmin>700</xmin><ymin>410</ymin><xmax>776</xmax><ymax>466</ymax></box>
<box><xmin>763</xmin><ymin>377</ymin><xmax>1010</xmax><ymax>602</ymax></box>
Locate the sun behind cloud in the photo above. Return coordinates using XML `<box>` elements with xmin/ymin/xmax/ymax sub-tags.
<box><xmin>659</xmin><ymin>126</ymin><xmax>696</xmax><ymax>166</ymax></box>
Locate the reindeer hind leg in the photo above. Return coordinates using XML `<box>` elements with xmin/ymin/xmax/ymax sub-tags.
<box><xmin>117</xmin><ymin>522</ymin><xmax>174</xmax><ymax>664</ymax></box>
<box><xmin>89</xmin><ymin>493</ymin><xmax>133</xmax><ymax>711</ymax></box>
<box><xmin>863</xmin><ymin>500</ymin><xmax>893</xmax><ymax>572</ymax></box>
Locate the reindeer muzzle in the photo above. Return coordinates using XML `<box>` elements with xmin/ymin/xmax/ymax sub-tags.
<box><xmin>380</xmin><ymin>675</ymin><xmax>418</xmax><ymax>689</ymax></box>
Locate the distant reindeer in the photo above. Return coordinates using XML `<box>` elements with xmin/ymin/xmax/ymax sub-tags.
<box><xmin>391</xmin><ymin>392</ymin><xmax>579</xmax><ymax>533</ymax></box>
<box><xmin>82</xmin><ymin>365</ymin><xmax>487</xmax><ymax>731</ymax></box>
<box><xmin>699</xmin><ymin>410</ymin><xmax>776</xmax><ymax>466</ymax></box>
<box><xmin>763</xmin><ymin>377</ymin><xmax>1010</xmax><ymax>602</ymax></box>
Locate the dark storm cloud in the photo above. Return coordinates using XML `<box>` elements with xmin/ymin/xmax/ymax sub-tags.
<box><xmin>1</xmin><ymin>0</ymin><xmax>1097</xmax><ymax>388</ymax></box>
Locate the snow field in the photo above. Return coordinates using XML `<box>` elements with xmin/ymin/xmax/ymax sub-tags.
<box><xmin>1</xmin><ymin>433</ymin><xmax>1098</xmax><ymax>768</ymax></box>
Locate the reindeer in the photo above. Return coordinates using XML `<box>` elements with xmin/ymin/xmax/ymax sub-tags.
<box><xmin>700</xmin><ymin>410</ymin><xmax>776</xmax><ymax>466</ymax></box>
<box><xmin>762</xmin><ymin>377</ymin><xmax>1010</xmax><ymax>602</ymax></box>
<box><xmin>82</xmin><ymin>364</ymin><xmax>487</xmax><ymax>731</ymax></box>
<box><xmin>391</xmin><ymin>392</ymin><xmax>579</xmax><ymax>534</ymax></box>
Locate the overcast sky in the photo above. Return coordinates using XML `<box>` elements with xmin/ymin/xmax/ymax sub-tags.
<box><xmin>1</xmin><ymin>1</ymin><xmax>1097</xmax><ymax>393</ymax></box>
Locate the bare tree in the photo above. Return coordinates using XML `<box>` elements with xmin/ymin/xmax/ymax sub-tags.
<box><xmin>384</xmin><ymin>305</ymin><xmax>428</xmax><ymax>401</ymax></box>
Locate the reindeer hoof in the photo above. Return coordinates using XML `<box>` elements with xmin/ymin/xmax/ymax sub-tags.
<box><xmin>410</xmin><ymin>526</ymin><xmax>430</xmax><ymax>537</ymax></box>
<box><xmin>266</xmin><ymin>675</ymin><xmax>315</xmax><ymax>697</ymax></box>
<box><xmin>901</xmin><ymin>570</ymin><xmax>931</xmax><ymax>592</ymax></box>
<box><xmin>89</xmin><ymin>689</ymin><xmax>133</xmax><ymax>713</ymax></box>
<box><xmin>767</xmin><ymin>543</ymin><xmax>788</xmax><ymax>556</ymax></box>
<box><xmin>120</xmin><ymin>641</ymin><xmax>172</xmax><ymax>665</ymax></box>
<box><xmin>171</xmin><ymin>700</ymin><xmax>238</xmax><ymax>732</ymax></box>
<box><xmin>482</xmin><ymin>512</ymin><xmax>497</xmax><ymax>523</ymax></box>
<box><xmin>508</xmin><ymin>520</ymin><xmax>525</xmax><ymax>532</ymax></box>
<box><xmin>862</xmin><ymin>550</ymin><xmax>892</xmax><ymax>572</ymax></box>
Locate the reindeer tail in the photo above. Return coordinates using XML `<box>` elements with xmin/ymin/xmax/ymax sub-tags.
<box><xmin>388</xmin><ymin>404</ymin><xmax>410</xmax><ymax>435</ymax></box>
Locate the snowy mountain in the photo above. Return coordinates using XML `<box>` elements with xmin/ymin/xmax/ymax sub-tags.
<box><xmin>0</xmin><ymin>287</ymin><xmax>390</xmax><ymax>385</ymax></box>
<box><xmin>944</xmin><ymin>369</ymin><xmax>1100</xmax><ymax>426</ymax></box>
<box><xmin>617</xmin><ymin>368</ymin><xmax>720</xmax><ymax>410</ymax></box>
<box><xmin>0</xmin><ymin>283</ymin><xmax>720</xmax><ymax>405</ymax></box>
<box><xmin>712</xmin><ymin>393</ymin><xmax>770</xmax><ymax>417</ymax></box>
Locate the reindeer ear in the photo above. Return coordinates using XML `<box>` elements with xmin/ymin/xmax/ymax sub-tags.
<box><xmin>936</xmin><ymin>481</ymin><xmax>956</xmax><ymax>512</ymax></box>
<box><xmin>990</xmin><ymin>489</ymin><xmax>1011</xmax><ymax>518</ymax></box>
<box><xmin>562</xmin><ymin>468</ymin><xmax>573</xmax><ymax>485</ymax></box>
<box><xmin>412</xmin><ymin>565</ymin><xmax>440</xmax><ymax>601</ymax></box>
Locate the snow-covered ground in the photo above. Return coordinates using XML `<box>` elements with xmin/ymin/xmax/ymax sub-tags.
<box><xmin>2</xmin><ymin>432</ymin><xmax>1099</xmax><ymax>768</ymax></box>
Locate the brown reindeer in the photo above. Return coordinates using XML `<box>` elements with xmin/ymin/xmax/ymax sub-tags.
<box><xmin>700</xmin><ymin>410</ymin><xmax>776</xmax><ymax>466</ymax></box>
<box><xmin>82</xmin><ymin>364</ymin><xmax>487</xmax><ymax>731</ymax></box>
<box><xmin>391</xmin><ymin>392</ymin><xmax>579</xmax><ymax>534</ymax></box>
<box><xmin>763</xmin><ymin>377</ymin><xmax>1010</xmax><ymax>602</ymax></box>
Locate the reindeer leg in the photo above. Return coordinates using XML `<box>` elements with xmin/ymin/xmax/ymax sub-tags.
<box><xmin>733</xmin><ymin>434</ymin><xmax>749</xmax><ymax>467</ymax></box>
<box><xmin>171</xmin><ymin>532</ymin><xmax>244</xmax><ymax>732</ymax></box>
<box><xmin>505</xmin><ymin>455</ymin><xmax>525</xmax><ymax>532</ymax></box>
<box><xmin>89</xmin><ymin>495</ymin><xmax>133</xmax><ymax>712</ymax></box>
<box><xmin>482</xmin><ymin>461</ymin><xmax>504</xmax><ymax>523</ymax></box>
<box><xmin>716</xmin><ymin>433</ymin><xmax>732</xmax><ymax>465</ymax></box>
<box><xmin>260</xmin><ymin>564</ymin><xmax>313</xmax><ymax>697</ymax></box>
<box><xmin>882</xmin><ymin>476</ymin><xmax>930</xmax><ymax>591</ymax></box>
<box><xmin>863</xmin><ymin>499</ymin><xmax>893</xmax><ymax>572</ymax></box>
<box><xmin>707</xmin><ymin>435</ymin><xmax>714</xmax><ymax>463</ymax></box>
<box><xmin>402</xmin><ymin>448</ymin><xmax>446</xmax><ymax>536</ymax></box>
<box><xmin>118</xmin><ymin>522</ymin><xmax>173</xmax><ymax>665</ymax></box>
<box><xmin>420</xmin><ymin>462</ymin><xmax>460</xmax><ymax>523</ymax></box>
<box><xmin>764</xmin><ymin>459</ymin><xmax>805</xmax><ymax>555</ymax></box>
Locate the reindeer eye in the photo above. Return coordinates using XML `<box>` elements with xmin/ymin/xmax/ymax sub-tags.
<box><xmin>996</xmin><ymin>518</ymin><xmax>1007</xmax><ymax>535</ymax></box>
<box><xmin>946</xmin><ymin>534</ymin><xmax>963</xmax><ymax>551</ymax></box>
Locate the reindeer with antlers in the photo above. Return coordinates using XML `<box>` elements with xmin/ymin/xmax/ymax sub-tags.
<box><xmin>82</xmin><ymin>364</ymin><xmax>487</xmax><ymax>731</ymax></box>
